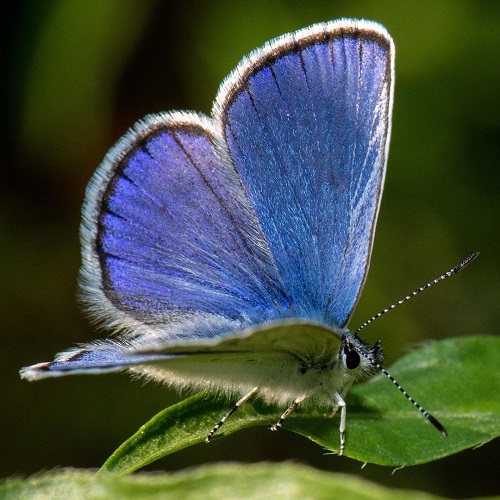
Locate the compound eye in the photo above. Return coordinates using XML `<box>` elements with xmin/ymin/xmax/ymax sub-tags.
<box><xmin>345</xmin><ymin>349</ymin><xmax>361</xmax><ymax>370</ymax></box>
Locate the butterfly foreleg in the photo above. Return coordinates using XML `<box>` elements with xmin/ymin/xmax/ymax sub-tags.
<box><xmin>337</xmin><ymin>395</ymin><xmax>347</xmax><ymax>456</ymax></box>
<box><xmin>324</xmin><ymin>381</ymin><xmax>353</xmax><ymax>454</ymax></box>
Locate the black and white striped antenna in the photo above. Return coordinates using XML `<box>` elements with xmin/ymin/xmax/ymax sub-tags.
<box><xmin>357</xmin><ymin>252</ymin><xmax>479</xmax><ymax>436</ymax></box>
<box><xmin>355</xmin><ymin>252</ymin><xmax>478</xmax><ymax>336</ymax></box>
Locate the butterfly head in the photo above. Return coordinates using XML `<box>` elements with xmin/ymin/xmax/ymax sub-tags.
<box><xmin>339</xmin><ymin>333</ymin><xmax>384</xmax><ymax>380</ymax></box>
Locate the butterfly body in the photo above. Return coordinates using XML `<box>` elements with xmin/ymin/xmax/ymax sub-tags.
<box><xmin>131</xmin><ymin>322</ymin><xmax>382</xmax><ymax>410</ymax></box>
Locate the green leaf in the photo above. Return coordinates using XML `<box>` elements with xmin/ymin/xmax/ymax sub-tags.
<box><xmin>0</xmin><ymin>463</ymin><xmax>458</xmax><ymax>499</ymax></box>
<box><xmin>102</xmin><ymin>336</ymin><xmax>500</xmax><ymax>474</ymax></box>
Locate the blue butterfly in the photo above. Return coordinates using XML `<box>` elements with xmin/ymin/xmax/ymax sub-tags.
<box><xmin>21</xmin><ymin>19</ymin><xmax>459</xmax><ymax>455</ymax></box>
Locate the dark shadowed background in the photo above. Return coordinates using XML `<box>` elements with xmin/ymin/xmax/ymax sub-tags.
<box><xmin>2</xmin><ymin>1</ymin><xmax>499</xmax><ymax>497</ymax></box>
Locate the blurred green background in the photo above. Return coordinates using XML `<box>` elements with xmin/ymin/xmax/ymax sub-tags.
<box><xmin>2</xmin><ymin>0</ymin><xmax>498</xmax><ymax>497</ymax></box>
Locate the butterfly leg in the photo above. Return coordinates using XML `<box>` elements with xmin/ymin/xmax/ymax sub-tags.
<box><xmin>324</xmin><ymin>380</ymin><xmax>352</xmax><ymax>420</ymax></box>
<box><xmin>332</xmin><ymin>382</ymin><xmax>353</xmax><ymax>455</ymax></box>
<box><xmin>205</xmin><ymin>386</ymin><xmax>259</xmax><ymax>443</ymax></box>
<box><xmin>337</xmin><ymin>396</ymin><xmax>347</xmax><ymax>456</ymax></box>
<box><xmin>270</xmin><ymin>394</ymin><xmax>309</xmax><ymax>431</ymax></box>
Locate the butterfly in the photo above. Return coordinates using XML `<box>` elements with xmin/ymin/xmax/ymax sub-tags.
<box><xmin>21</xmin><ymin>19</ymin><xmax>470</xmax><ymax>455</ymax></box>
